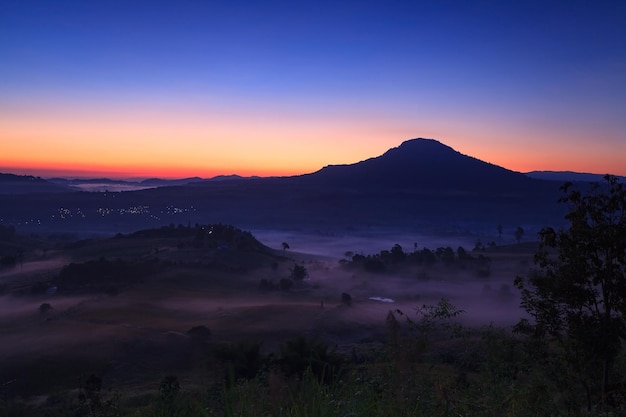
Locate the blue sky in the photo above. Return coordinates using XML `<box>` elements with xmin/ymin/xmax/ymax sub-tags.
<box><xmin>1</xmin><ymin>0</ymin><xmax>625</xmax><ymax>177</ymax></box>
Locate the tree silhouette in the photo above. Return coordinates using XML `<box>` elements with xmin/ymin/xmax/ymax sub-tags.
<box><xmin>281</xmin><ymin>242</ymin><xmax>290</xmax><ymax>253</ymax></box>
<box><xmin>39</xmin><ymin>303</ymin><xmax>53</xmax><ymax>314</ymax></box>
<box><xmin>390</xmin><ymin>243</ymin><xmax>405</xmax><ymax>262</ymax></box>
<box><xmin>515</xmin><ymin>175</ymin><xmax>626</xmax><ymax>410</ymax></box>
<box><xmin>514</xmin><ymin>226</ymin><xmax>524</xmax><ymax>244</ymax></box>
<box><xmin>289</xmin><ymin>264</ymin><xmax>308</xmax><ymax>281</ymax></box>
<box><xmin>341</xmin><ymin>292</ymin><xmax>352</xmax><ymax>306</ymax></box>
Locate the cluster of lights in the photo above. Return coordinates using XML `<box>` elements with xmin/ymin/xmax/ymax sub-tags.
<box><xmin>56</xmin><ymin>207</ymin><xmax>86</xmax><ymax>219</ymax></box>
<box><xmin>163</xmin><ymin>205</ymin><xmax>195</xmax><ymax>215</ymax></box>
<box><xmin>10</xmin><ymin>203</ymin><xmax>195</xmax><ymax>226</ymax></box>
<box><xmin>57</xmin><ymin>207</ymin><xmax>72</xmax><ymax>219</ymax></box>
<box><xmin>119</xmin><ymin>205</ymin><xmax>150</xmax><ymax>215</ymax></box>
<box><xmin>96</xmin><ymin>206</ymin><xmax>152</xmax><ymax>216</ymax></box>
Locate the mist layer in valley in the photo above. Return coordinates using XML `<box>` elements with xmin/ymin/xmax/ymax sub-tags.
<box><xmin>0</xmin><ymin>222</ymin><xmax>533</xmax><ymax>401</ymax></box>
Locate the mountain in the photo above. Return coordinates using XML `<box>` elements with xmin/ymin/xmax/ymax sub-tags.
<box><xmin>297</xmin><ymin>138</ymin><xmax>544</xmax><ymax>194</ymax></box>
<box><xmin>0</xmin><ymin>138</ymin><xmax>567</xmax><ymax>235</ymax></box>
<box><xmin>208</xmin><ymin>174</ymin><xmax>260</xmax><ymax>181</ymax></box>
<box><xmin>526</xmin><ymin>171</ymin><xmax>626</xmax><ymax>184</ymax></box>
<box><xmin>0</xmin><ymin>173</ymin><xmax>72</xmax><ymax>194</ymax></box>
<box><xmin>139</xmin><ymin>177</ymin><xmax>204</xmax><ymax>186</ymax></box>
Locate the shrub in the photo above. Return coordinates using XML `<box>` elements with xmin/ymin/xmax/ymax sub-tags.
<box><xmin>341</xmin><ymin>292</ymin><xmax>352</xmax><ymax>306</ymax></box>
<box><xmin>289</xmin><ymin>264</ymin><xmax>308</xmax><ymax>281</ymax></box>
<box><xmin>38</xmin><ymin>303</ymin><xmax>52</xmax><ymax>314</ymax></box>
<box><xmin>187</xmin><ymin>325</ymin><xmax>211</xmax><ymax>343</ymax></box>
<box><xmin>278</xmin><ymin>336</ymin><xmax>344</xmax><ymax>384</ymax></box>
<box><xmin>213</xmin><ymin>341</ymin><xmax>266</xmax><ymax>384</ymax></box>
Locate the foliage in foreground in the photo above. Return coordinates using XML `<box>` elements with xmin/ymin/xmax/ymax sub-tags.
<box><xmin>515</xmin><ymin>175</ymin><xmax>626</xmax><ymax>411</ymax></box>
<box><xmin>4</xmin><ymin>301</ymin><xmax>626</xmax><ymax>417</ymax></box>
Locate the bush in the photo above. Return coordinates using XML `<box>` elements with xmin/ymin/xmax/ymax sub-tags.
<box><xmin>187</xmin><ymin>325</ymin><xmax>211</xmax><ymax>343</ymax></box>
<box><xmin>38</xmin><ymin>303</ymin><xmax>52</xmax><ymax>314</ymax></box>
<box><xmin>213</xmin><ymin>341</ymin><xmax>266</xmax><ymax>384</ymax></box>
<box><xmin>341</xmin><ymin>292</ymin><xmax>352</xmax><ymax>306</ymax></box>
<box><xmin>289</xmin><ymin>264</ymin><xmax>308</xmax><ymax>281</ymax></box>
<box><xmin>278</xmin><ymin>337</ymin><xmax>344</xmax><ymax>384</ymax></box>
<box><xmin>279</xmin><ymin>278</ymin><xmax>293</xmax><ymax>291</ymax></box>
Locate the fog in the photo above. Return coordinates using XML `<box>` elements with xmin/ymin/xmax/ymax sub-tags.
<box><xmin>0</xmin><ymin>226</ymin><xmax>533</xmax><ymax>398</ymax></box>
<box><xmin>251</xmin><ymin>228</ymin><xmax>482</xmax><ymax>258</ymax></box>
<box><xmin>250</xmin><ymin>228</ymin><xmax>527</xmax><ymax>327</ymax></box>
<box><xmin>71</xmin><ymin>183</ymin><xmax>157</xmax><ymax>192</ymax></box>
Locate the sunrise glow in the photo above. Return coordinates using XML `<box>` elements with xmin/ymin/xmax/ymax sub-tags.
<box><xmin>1</xmin><ymin>1</ymin><xmax>625</xmax><ymax>178</ymax></box>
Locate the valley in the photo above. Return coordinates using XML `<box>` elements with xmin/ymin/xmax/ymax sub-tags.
<box><xmin>0</xmin><ymin>223</ymin><xmax>532</xmax><ymax>405</ymax></box>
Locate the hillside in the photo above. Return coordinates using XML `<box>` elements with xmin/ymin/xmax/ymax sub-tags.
<box><xmin>0</xmin><ymin>173</ymin><xmax>72</xmax><ymax>194</ymax></box>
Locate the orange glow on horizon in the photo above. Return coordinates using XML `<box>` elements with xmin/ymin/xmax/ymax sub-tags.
<box><xmin>0</xmin><ymin>163</ymin><xmax>299</xmax><ymax>180</ymax></box>
<box><xmin>1</xmin><ymin>99</ymin><xmax>625</xmax><ymax>179</ymax></box>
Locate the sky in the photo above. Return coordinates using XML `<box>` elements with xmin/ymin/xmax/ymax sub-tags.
<box><xmin>1</xmin><ymin>0</ymin><xmax>625</xmax><ymax>178</ymax></box>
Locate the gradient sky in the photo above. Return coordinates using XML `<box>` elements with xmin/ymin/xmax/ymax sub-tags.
<box><xmin>1</xmin><ymin>0</ymin><xmax>625</xmax><ymax>178</ymax></box>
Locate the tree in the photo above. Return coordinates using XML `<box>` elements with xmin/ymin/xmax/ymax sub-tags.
<box><xmin>158</xmin><ymin>375</ymin><xmax>180</xmax><ymax>416</ymax></box>
<box><xmin>281</xmin><ymin>242</ymin><xmax>290</xmax><ymax>253</ymax></box>
<box><xmin>390</xmin><ymin>243</ymin><xmax>405</xmax><ymax>262</ymax></box>
<box><xmin>39</xmin><ymin>303</ymin><xmax>53</xmax><ymax>314</ymax></box>
<box><xmin>279</xmin><ymin>336</ymin><xmax>343</xmax><ymax>384</ymax></box>
<box><xmin>289</xmin><ymin>264</ymin><xmax>308</xmax><ymax>281</ymax></box>
<box><xmin>456</xmin><ymin>246</ymin><xmax>468</xmax><ymax>261</ymax></box>
<box><xmin>514</xmin><ymin>226</ymin><xmax>524</xmax><ymax>244</ymax></box>
<box><xmin>341</xmin><ymin>292</ymin><xmax>352</xmax><ymax>306</ymax></box>
<box><xmin>514</xmin><ymin>175</ymin><xmax>626</xmax><ymax>409</ymax></box>
<box><xmin>187</xmin><ymin>325</ymin><xmax>211</xmax><ymax>343</ymax></box>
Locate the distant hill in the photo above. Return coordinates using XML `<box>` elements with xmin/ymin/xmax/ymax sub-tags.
<box><xmin>525</xmin><ymin>171</ymin><xmax>626</xmax><ymax>184</ymax></box>
<box><xmin>297</xmin><ymin>138</ymin><xmax>546</xmax><ymax>194</ymax></box>
<box><xmin>47</xmin><ymin>176</ymin><xmax>206</xmax><ymax>191</ymax></box>
<box><xmin>0</xmin><ymin>173</ymin><xmax>72</xmax><ymax>194</ymax></box>
<box><xmin>139</xmin><ymin>177</ymin><xmax>204</xmax><ymax>186</ymax></box>
<box><xmin>208</xmin><ymin>174</ymin><xmax>261</xmax><ymax>181</ymax></box>
<box><xmin>46</xmin><ymin>176</ymin><xmax>254</xmax><ymax>192</ymax></box>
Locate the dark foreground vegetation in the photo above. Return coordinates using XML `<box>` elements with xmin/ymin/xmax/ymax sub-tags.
<box><xmin>2</xmin><ymin>301</ymin><xmax>625</xmax><ymax>417</ymax></box>
<box><xmin>1</xmin><ymin>176</ymin><xmax>625</xmax><ymax>416</ymax></box>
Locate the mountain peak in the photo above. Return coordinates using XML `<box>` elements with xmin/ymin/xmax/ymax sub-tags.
<box><xmin>383</xmin><ymin>138</ymin><xmax>460</xmax><ymax>160</ymax></box>
<box><xmin>399</xmin><ymin>137</ymin><xmax>450</xmax><ymax>148</ymax></box>
<box><xmin>303</xmin><ymin>137</ymin><xmax>538</xmax><ymax>193</ymax></box>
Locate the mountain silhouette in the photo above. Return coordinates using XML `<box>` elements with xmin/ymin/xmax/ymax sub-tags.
<box><xmin>0</xmin><ymin>173</ymin><xmax>72</xmax><ymax>194</ymax></box>
<box><xmin>298</xmin><ymin>138</ymin><xmax>540</xmax><ymax>194</ymax></box>
<box><xmin>525</xmin><ymin>171</ymin><xmax>626</xmax><ymax>183</ymax></box>
<box><xmin>0</xmin><ymin>138</ymin><xmax>566</xmax><ymax>235</ymax></box>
